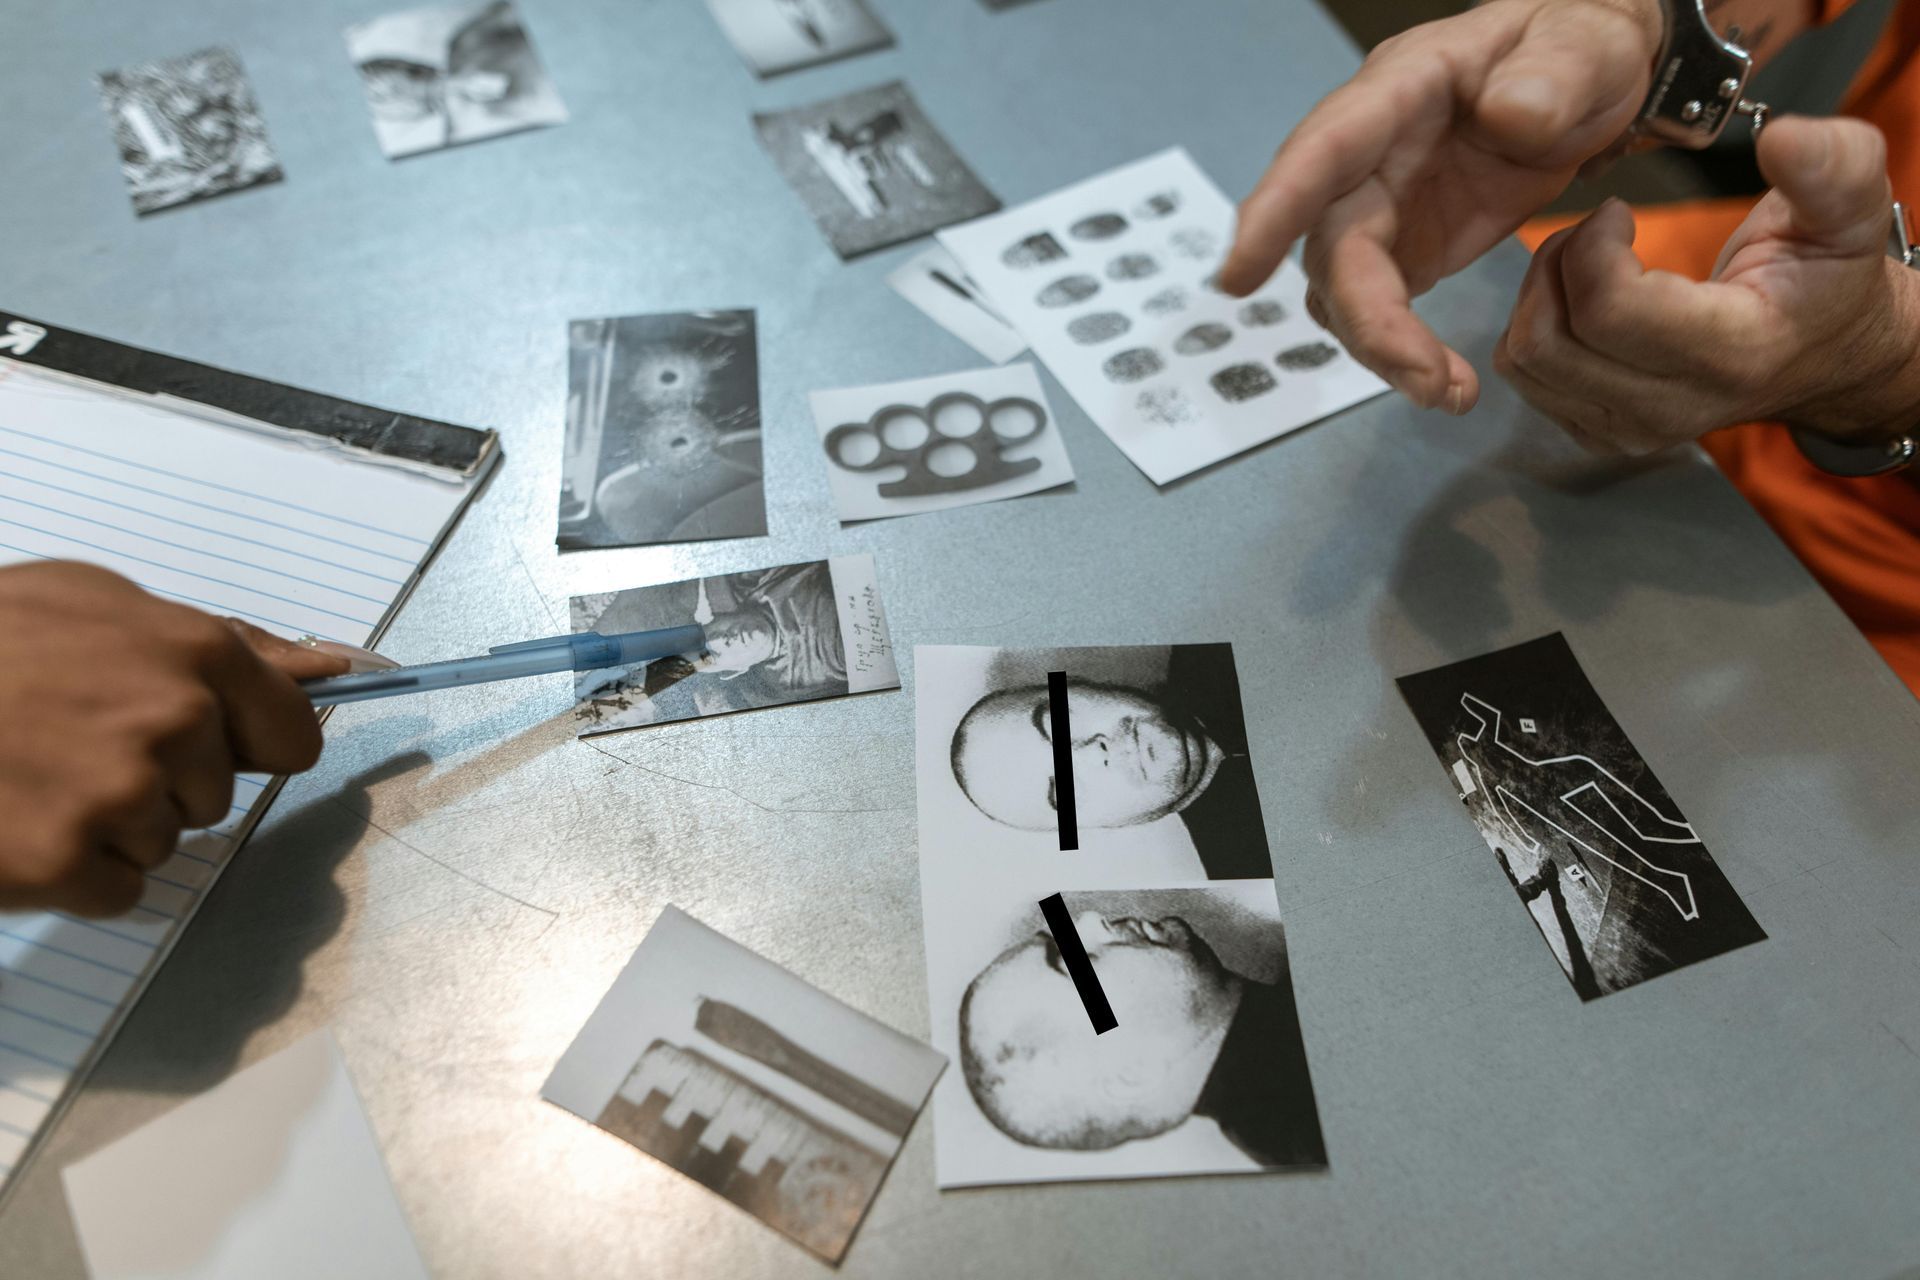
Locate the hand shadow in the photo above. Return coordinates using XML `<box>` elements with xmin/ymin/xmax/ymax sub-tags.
<box><xmin>89</xmin><ymin>750</ymin><xmax>432</xmax><ymax>1097</ymax></box>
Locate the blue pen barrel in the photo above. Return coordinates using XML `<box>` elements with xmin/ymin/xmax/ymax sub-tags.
<box><xmin>303</xmin><ymin>623</ymin><xmax>710</xmax><ymax>707</ymax></box>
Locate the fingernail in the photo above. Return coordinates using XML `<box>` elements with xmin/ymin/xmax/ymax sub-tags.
<box><xmin>1447</xmin><ymin>383</ymin><xmax>1465</xmax><ymax>415</ymax></box>
<box><xmin>296</xmin><ymin>635</ymin><xmax>400</xmax><ymax>673</ymax></box>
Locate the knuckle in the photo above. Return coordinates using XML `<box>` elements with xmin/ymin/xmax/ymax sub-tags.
<box><xmin>93</xmin><ymin>757</ymin><xmax>164</xmax><ymax>817</ymax></box>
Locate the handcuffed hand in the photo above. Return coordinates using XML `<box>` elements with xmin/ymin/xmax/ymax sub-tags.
<box><xmin>1494</xmin><ymin>116</ymin><xmax>1916</xmax><ymax>454</ymax></box>
<box><xmin>0</xmin><ymin>562</ymin><xmax>346</xmax><ymax>916</ymax></box>
<box><xmin>1219</xmin><ymin>0</ymin><xmax>1663</xmax><ymax>414</ymax></box>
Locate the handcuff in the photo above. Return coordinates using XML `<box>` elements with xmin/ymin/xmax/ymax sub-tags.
<box><xmin>1636</xmin><ymin>0</ymin><xmax>1919</xmax><ymax>475</ymax></box>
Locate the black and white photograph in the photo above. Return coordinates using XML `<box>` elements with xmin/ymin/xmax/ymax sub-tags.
<box><xmin>886</xmin><ymin>245</ymin><xmax>1027</xmax><ymax>363</ymax></box>
<box><xmin>753</xmin><ymin>81</ymin><xmax>1001</xmax><ymax>259</ymax></box>
<box><xmin>1396</xmin><ymin>633</ymin><xmax>1768</xmax><ymax>1000</ymax></box>
<box><xmin>702</xmin><ymin>0</ymin><xmax>894</xmax><ymax>77</ymax></box>
<box><xmin>558</xmin><ymin>310</ymin><xmax>765</xmax><ymax>549</ymax></box>
<box><xmin>916</xmin><ymin>644</ymin><xmax>1273</xmax><ymax>882</ymax></box>
<box><xmin>570</xmin><ymin>554</ymin><xmax>898</xmax><ymax>736</ymax></box>
<box><xmin>344</xmin><ymin>1</ymin><xmax>568</xmax><ymax>159</ymax></box>
<box><xmin>925</xmin><ymin>881</ymin><xmax>1324</xmax><ymax>1186</ymax></box>
<box><xmin>808</xmin><ymin>363</ymin><xmax>1073</xmax><ymax>523</ymax></box>
<box><xmin>96</xmin><ymin>47</ymin><xmax>283</xmax><ymax>216</ymax></box>
<box><xmin>542</xmin><ymin>907</ymin><xmax>946</xmax><ymax>1262</ymax></box>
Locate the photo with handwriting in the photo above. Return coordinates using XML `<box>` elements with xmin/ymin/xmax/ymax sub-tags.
<box><xmin>1396</xmin><ymin>633</ymin><xmax>1767</xmax><ymax>999</ymax></box>
<box><xmin>570</xmin><ymin>554</ymin><xmax>897</xmax><ymax>735</ymax></box>
<box><xmin>558</xmin><ymin>310</ymin><xmax>765</xmax><ymax>549</ymax></box>
<box><xmin>703</xmin><ymin>0</ymin><xmax>893</xmax><ymax>76</ymax></box>
<box><xmin>753</xmin><ymin>81</ymin><xmax>1000</xmax><ymax>259</ymax></box>
<box><xmin>345</xmin><ymin>0</ymin><xmax>567</xmax><ymax>159</ymax></box>
<box><xmin>96</xmin><ymin>47</ymin><xmax>283</xmax><ymax>215</ymax></box>
<box><xmin>542</xmin><ymin>907</ymin><xmax>945</xmax><ymax>1262</ymax></box>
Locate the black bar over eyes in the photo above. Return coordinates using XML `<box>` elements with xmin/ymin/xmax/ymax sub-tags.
<box><xmin>1047</xmin><ymin>671</ymin><xmax>1077</xmax><ymax>851</ymax></box>
<box><xmin>1038</xmin><ymin>892</ymin><xmax>1117</xmax><ymax>1035</ymax></box>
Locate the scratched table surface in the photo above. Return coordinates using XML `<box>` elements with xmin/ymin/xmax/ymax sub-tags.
<box><xmin>4</xmin><ymin>1</ymin><xmax>1920</xmax><ymax>1277</ymax></box>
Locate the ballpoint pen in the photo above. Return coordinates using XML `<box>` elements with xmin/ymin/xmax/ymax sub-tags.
<box><xmin>299</xmin><ymin>623</ymin><xmax>708</xmax><ymax>707</ymax></box>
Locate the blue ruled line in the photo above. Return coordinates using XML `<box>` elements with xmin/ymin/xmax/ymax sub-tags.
<box><xmin>0</xmin><ymin>932</ymin><xmax>139</xmax><ymax>979</ymax></box>
<box><xmin>0</xmin><ymin>966</ymin><xmax>118</xmax><ymax>1009</ymax></box>
<box><xmin>0</xmin><ymin>470</ymin><xmax>406</xmax><ymax>583</ymax></box>
<box><xmin>0</xmin><ymin>491</ymin><xmax>394</xmax><ymax>606</ymax></box>
<box><xmin>0</xmin><ymin>426</ymin><xmax>430</xmax><ymax>545</ymax></box>
<box><xmin>0</xmin><ymin>443</ymin><xmax>417</xmax><ymax>566</ymax></box>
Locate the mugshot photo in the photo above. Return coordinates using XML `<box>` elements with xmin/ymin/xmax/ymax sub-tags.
<box><xmin>915</xmin><ymin>643</ymin><xmax>1275</xmax><ymax>885</ymax></box>
<box><xmin>922</xmin><ymin>880</ymin><xmax>1325</xmax><ymax>1186</ymax></box>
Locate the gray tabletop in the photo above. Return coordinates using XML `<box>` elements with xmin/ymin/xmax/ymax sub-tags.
<box><xmin>5</xmin><ymin>0</ymin><xmax>1920</xmax><ymax>1276</ymax></box>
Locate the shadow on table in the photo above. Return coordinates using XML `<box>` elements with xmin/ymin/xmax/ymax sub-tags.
<box><xmin>91</xmin><ymin>703</ymin><xmax>577</xmax><ymax>1098</ymax></box>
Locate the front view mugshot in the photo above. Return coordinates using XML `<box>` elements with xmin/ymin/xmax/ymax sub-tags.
<box><xmin>947</xmin><ymin>644</ymin><xmax>1272</xmax><ymax>880</ymax></box>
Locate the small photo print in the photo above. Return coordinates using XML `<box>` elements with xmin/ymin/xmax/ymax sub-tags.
<box><xmin>926</xmin><ymin>881</ymin><xmax>1325</xmax><ymax>1186</ymax></box>
<box><xmin>344</xmin><ymin>0</ymin><xmax>567</xmax><ymax>159</ymax></box>
<box><xmin>558</xmin><ymin>310</ymin><xmax>765</xmax><ymax>550</ymax></box>
<box><xmin>809</xmin><ymin>363</ymin><xmax>1072</xmax><ymax>523</ymax></box>
<box><xmin>886</xmin><ymin>245</ymin><xmax>1027</xmax><ymax>364</ymax></box>
<box><xmin>917</xmin><ymin>644</ymin><xmax>1273</xmax><ymax>883</ymax></box>
<box><xmin>96</xmin><ymin>47</ymin><xmax>283</xmax><ymax>216</ymax></box>
<box><xmin>542</xmin><ymin>906</ymin><xmax>946</xmax><ymax>1262</ymax></box>
<box><xmin>753</xmin><ymin>81</ymin><xmax>1001</xmax><ymax>259</ymax></box>
<box><xmin>703</xmin><ymin>0</ymin><xmax>894</xmax><ymax>77</ymax></box>
<box><xmin>570</xmin><ymin>554</ymin><xmax>898</xmax><ymax>736</ymax></box>
<box><xmin>1396</xmin><ymin>632</ymin><xmax>1768</xmax><ymax>1000</ymax></box>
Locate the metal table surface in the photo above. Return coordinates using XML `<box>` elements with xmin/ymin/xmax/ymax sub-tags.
<box><xmin>3</xmin><ymin>1</ymin><xmax>1920</xmax><ymax>1276</ymax></box>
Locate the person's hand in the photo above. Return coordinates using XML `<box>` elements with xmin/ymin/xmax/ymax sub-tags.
<box><xmin>0</xmin><ymin>562</ymin><xmax>347</xmax><ymax>916</ymax></box>
<box><xmin>1494</xmin><ymin>116</ymin><xmax>1918</xmax><ymax>453</ymax></box>
<box><xmin>1219</xmin><ymin>0</ymin><xmax>1662</xmax><ymax>414</ymax></box>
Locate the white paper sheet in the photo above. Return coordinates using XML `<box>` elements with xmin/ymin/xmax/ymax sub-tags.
<box><xmin>885</xmin><ymin>246</ymin><xmax>1027</xmax><ymax>364</ymax></box>
<box><xmin>62</xmin><ymin>1030</ymin><xmax>427</xmax><ymax>1280</ymax></box>
<box><xmin>938</xmin><ymin>148</ymin><xmax>1387</xmax><ymax>485</ymax></box>
<box><xmin>0</xmin><ymin>362</ymin><xmax>479</xmax><ymax>1196</ymax></box>
<box><xmin>808</xmin><ymin>364</ymin><xmax>1072</xmax><ymax>522</ymax></box>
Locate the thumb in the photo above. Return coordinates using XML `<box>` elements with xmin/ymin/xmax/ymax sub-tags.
<box><xmin>1756</xmin><ymin>115</ymin><xmax>1893</xmax><ymax>255</ymax></box>
<box><xmin>221</xmin><ymin>618</ymin><xmax>351</xmax><ymax>681</ymax></box>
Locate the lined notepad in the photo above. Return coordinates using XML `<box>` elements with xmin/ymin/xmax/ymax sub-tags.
<box><xmin>0</xmin><ymin>321</ymin><xmax>496</xmax><ymax>1198</ymax></box>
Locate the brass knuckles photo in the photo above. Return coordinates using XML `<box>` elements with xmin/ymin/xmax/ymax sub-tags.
<box><xmin>824</xmin><ymin>391</ymin><xmax>1049</xmax><ymax>497</ymax></box>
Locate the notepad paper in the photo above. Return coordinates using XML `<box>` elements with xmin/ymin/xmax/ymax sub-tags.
<box><xmin>62</xmin><ymin>1029</ymin><xmax>428</xmax><ymax>1280</ymax></box>
<box><xmin>0</xmin><ymin>347</ymin><xmax>490</xmax><ymax>1199</ymax></box>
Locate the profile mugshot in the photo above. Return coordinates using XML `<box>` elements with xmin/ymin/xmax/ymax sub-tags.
<box><xmin>948</xmin><ymin>643</ymin><xmax>1273</xmax><ymax>879</ymax></box>
<box><xmin>956</xmin><ymin>890</ymin><xmax>1325</xmax><ymax>1170</ymax></box>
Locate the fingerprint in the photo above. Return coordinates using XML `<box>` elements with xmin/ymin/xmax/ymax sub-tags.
<box><xmin>1067</xmin><ymin>311</ymin><xmax>1131</xmax><ymax>344</ymax></box>
<box><xmin>1134</xmin><ymin>191</ymin><xmax>1181</xmax><ymax>219</ymax></box>
<box><xmin>1002</xmin><ymin>232</ymin><xmax>1066</xmax><ymax>268</ymax></box>
<box><xmin>1103</xmin><ymin>348</ymin><xmax>1164</xmax><ymax>383</ymax></box>
<box><xmin>1106</xmin><ymin>253</ymin><xmax>1159</xmax><ymax>281</ymax></box>
<box><xmin>1138</xmin><ymin>387</ymin><xmax>1197</xmax><ymax>425</ymax></box>
<box><xmin>1070</xmin><ymin>213</ymin><xmax>1129</xmax><ymax>241</ymax></box>
<box><xmin>1036</xmin><ymin>274</ymin><xmax>1100</xmax><ymax>307</ymax></box>
<box><xmin>1238</xmin><ymin>299</ymin><xmax>1288</xmax><ymax>327</ymax></box>
<box><xmin>1141</xmin><ymin>287</ymin><xmax>1189</xmax><ymax>316</ymax></box>
<box><xmin>1276</xmin><ymin>341</ymin><xmax>1340</xmax><ymax>371</ymax></box>
<box><xmin>1169</xmin><ymin>228</ymin><xmax>1219</xmax><ymax>260</ymax></box>
<box><xmin>1173</xmin><ymin>323</ymin><xmax>1233</xmax><ymax>355</ymax></box>
<box><xmin>1211</xmin><ymin>363</ymin><xmax>1277</xmax><ymax>402</ymax></box>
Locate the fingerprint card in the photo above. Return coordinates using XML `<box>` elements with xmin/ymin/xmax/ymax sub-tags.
<box><xmin>807</xmin><ymin>364</ymin><xmax>1073</xmax><ymax>522</ymax></box>
<box><xmin>938</xmin><ymin>148</ymin><xmax>1387</xmax><ymax>485</ymax></box>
